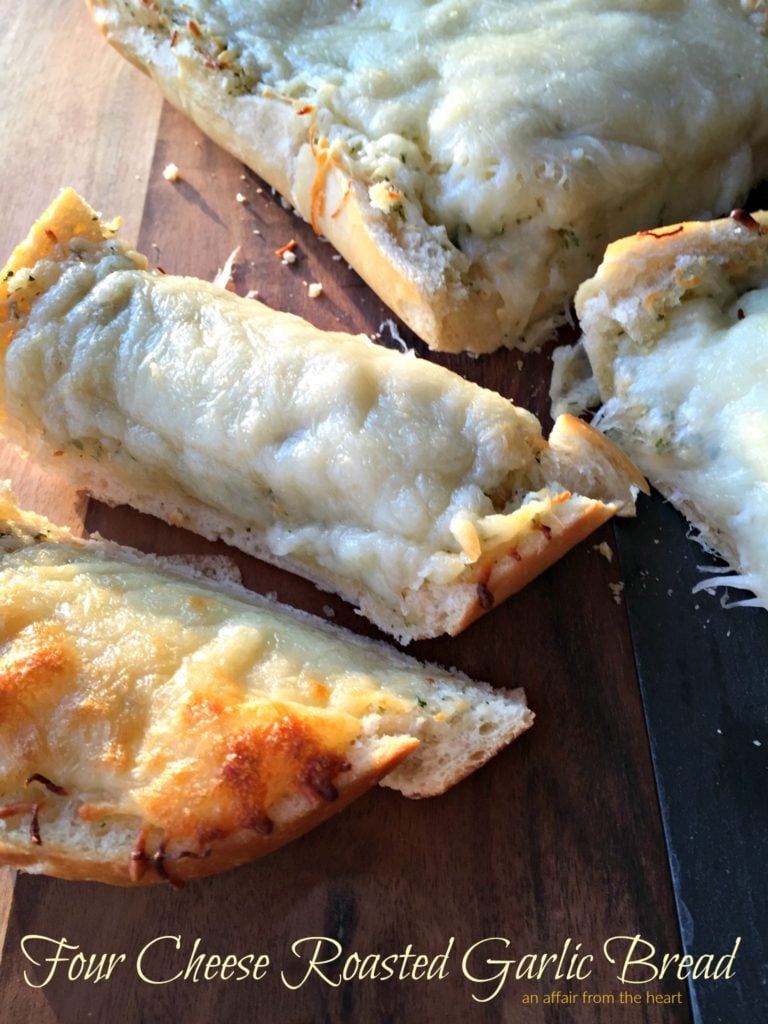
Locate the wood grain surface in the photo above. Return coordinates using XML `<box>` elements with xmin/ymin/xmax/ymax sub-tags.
<box><xmin>0</xmin><ymin>3</ymin><xmax>710</xmax><ymax>1022</ymax></box>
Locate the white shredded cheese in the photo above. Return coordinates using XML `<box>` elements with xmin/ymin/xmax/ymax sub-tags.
<box><xmin>593</xmin><ymin>541</ymin><xmax>613</xmax><ymax>563</ymax></box>
<box><xmin>212</xmin><ymin>246</ymin><xmax>241</xmax><ymax>291</ymax></box>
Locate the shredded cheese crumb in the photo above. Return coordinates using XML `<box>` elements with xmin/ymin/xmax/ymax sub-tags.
<box><xmin>236</xmin><ymin>192</ymin><xmax>246</xmax><ymax>203</ymax></box>
<box><xmin>369</xmin><ymin>180</ymin><xmax>403</xmax><ymax>213</ymax></box>
<box><xmin>245</xmin><ymin>289</ymin><xmax>260</xmax><ymax>300</ymax></box>
<box><xmin>212</xmin><ymin>246</ymin><xmax>241</xmax><ymax>291</ymax></box>
<box><xmin>162</xmin><ymin>163</ymin><xmax>180</xmax><ymax>182</ymax></box>
<box><xmin>275</xmin><ymin>240</ymin><xmax>298</xmax><ymax>265</ymax></box>
<box><xmin>379</xmin><ymin>319</ymin><xmax>409</xmax><ymax>353</ymax></box>
<box><xmin>308</xmin><ymin>282</ymin><xmax>324</xmax><ymax>299</ymax></box>
<box><xmin>609</xmin><ymin>581</ymin><xmax>625</xmax><ymax>605</ymax></box>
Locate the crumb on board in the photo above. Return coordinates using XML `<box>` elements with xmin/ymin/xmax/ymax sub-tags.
<box><xmin>609</xmin><ymin>581</ymin><xmax>624</xmax><ymax>605</ymax></box>
<box><xmin>275</xmin><ymin>239</ymin><xmax>298</xmax><ymax>264</ymax></box>
<box><xmin>308</xmin><ymin>282</ymin><xmax>323</xmax><ymax>299</ymax></box>
<box><xmin>332</xmin><ymin>253</ymin><xmax>343</xmax><ymax>261</ymax></box>
<box><xmin>245</xmin><ymin>289</ymin><xmax>259</xmax><ymax>300</ymax></box>
<box><xmin>378</xmin><ymin>319</ymin><xmax>409</xmax><ymax>353</ymax></box>
<box><xmin>754</xmin><ymin>739</ymin><xmax>763</xmax><ymax>747</ymax></box>
<box><xmin>593</xmin><ymin>541</ymin><xmax>614</xmax><ymax>563</ymax></box>
<box><xmin>322</xmin><ymin>605</ymin><xmax>336</xmax><ymax>619</ymax></box>
<box><xmin>162</xmin><ymin>162</ymin><xmax>180</xmax><ymax>182</ymax></box>
<box><xmin>236</xmin><ymin>192</ymin><xmax>246</xmax><ymax>203</ymax></box>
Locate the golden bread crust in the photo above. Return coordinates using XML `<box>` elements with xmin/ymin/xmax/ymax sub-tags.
<box><xmin>0</xmin><ymin>739</ymin><xmax>415</xmax><ymax>887</ymax></box>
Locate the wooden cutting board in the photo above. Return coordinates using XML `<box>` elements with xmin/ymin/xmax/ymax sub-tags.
<box><xmin>1</xmin><ymin>4</ymin><xmax>762</xmax><ymax>1022</ymax></box>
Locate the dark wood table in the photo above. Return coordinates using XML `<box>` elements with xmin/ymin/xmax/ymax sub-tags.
<box><xmin>0</xmin><ymin>4</ymin><xmax>763</xmax><ymax>1021</ymax></box>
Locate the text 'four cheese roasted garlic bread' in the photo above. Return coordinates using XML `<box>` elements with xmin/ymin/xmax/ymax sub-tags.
<box><xmin>86</xmin><ymin>0</ymin><xmax>768</xmax><ymax>354</ymax></box>
<box><xmin>0</xmin><ymin>487</ymin><xmax>533</xmax><ymax>885</ymax></box>
<box><xmin>573</xmin><ymin>209</ymin><xmax>768</xmax><ymax>609</ymax></box>
<box><xmin>0</xmin><ymin>190</ymin><xmax>644</xmax><ymax>643</ymax></box>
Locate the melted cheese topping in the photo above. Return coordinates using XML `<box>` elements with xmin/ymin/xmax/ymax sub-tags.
<box><xmin>2</xmin><ymin>237</ymin><xmax>551</xmax><ymax>607</ymax></box>
<box><xmin>597</xmin><ymin>287</ymin><xmax>768</xmax><ymax>599</ymax></box>
<box><xmin>136</xmin><ymin>0</ymin><xmax>768</xmax><ymax>344</ymax></box>
<box><xmin>0</xmin><ymin>527</ymin><xmax>469</xmax><ymax>843</ymax></box>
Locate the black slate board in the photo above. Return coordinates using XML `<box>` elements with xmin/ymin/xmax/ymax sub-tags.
<box><xmin>614</xmin><ymin>491</ymin><xmax>768</xmax><ymax>1022</ymax></box>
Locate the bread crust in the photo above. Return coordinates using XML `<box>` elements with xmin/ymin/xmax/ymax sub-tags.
<box><xmin>0</xmin><ymin>738</ymin><xmax>415</xmax><ymax>887</ymax></box>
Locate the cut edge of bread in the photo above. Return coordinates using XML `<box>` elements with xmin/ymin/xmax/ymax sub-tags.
<box><xmin>574</xmin><ymin>208</ymin><xmax>768</xmax><ymax>590</ymax></box>
<box><xmin>0</xmin><ymin>734</ymin><xmax>417</xmax><ymax>887</ymax></box>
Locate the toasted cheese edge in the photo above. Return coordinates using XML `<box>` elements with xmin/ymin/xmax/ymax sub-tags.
<box><xmin>575</xmin><ymin>212</ymin><xmax>768</xmax><ymax>397</ymax></box>
<box><xmin>0</xmin><ymin>736</ymin><xmax>417</xmax><ymax>886</ymax></box>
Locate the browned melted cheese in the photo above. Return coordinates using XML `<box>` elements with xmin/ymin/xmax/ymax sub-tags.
<box><xmin>0</xmin><ymin>530</ymin><xmax>385</xmax><ymax>854</ymax></box>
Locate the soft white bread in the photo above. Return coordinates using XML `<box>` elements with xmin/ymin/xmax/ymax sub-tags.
<box><xmin>86</xmin><ymin>0</ymin><xmax>768</xmax><ymax>354</ymax></box>
<box><xmin>0</xmin><ymin>189</ymin><xmax>645</xmax><ymax>643</ymax></box>
<box><xmin>574</xmin><ymin>208</ymin><xmax>768</xmax><ymax>607</ymax></box>
<box><xmin>0</xmin><ymin>486</ymin><xmax>533</xmax><ymax>885</ymax></box>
